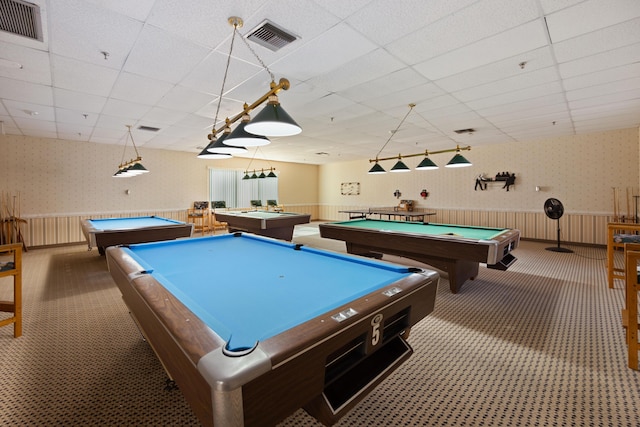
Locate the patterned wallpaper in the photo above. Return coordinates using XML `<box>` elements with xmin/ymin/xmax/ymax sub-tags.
<box><xmin>0</xmin><ymin>135</ymin><xmax>318</xmax><ymax>216</ymax></box>
<box><xmin>319</xmin><ymin>128</ymin><xmax>640</xmax><ymax>215</ymax></box>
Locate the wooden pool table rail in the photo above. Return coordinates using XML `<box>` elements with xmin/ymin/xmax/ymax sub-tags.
<box><xmin>319</xmin><ymin>222</ymin><xmax>520</xmax><ymax>294</ymax></box>
<box><xmin>106</xmin><ymin>243</ymin><xmax>438</xmax><ymax>427</ymax></box>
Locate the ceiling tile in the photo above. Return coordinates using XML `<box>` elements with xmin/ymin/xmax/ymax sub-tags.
<box><xmin>53</xmin><ymin>88</ymin><xmax>107</xmax><ymax>113</ymax></box>
<box><xmin>545</xmin><ymin>0</ymin><xmax>640</xmax><ymax>43</ymax></box>
<box><xmin>122</xmin><ymin>25</ymin><xmax>211</xmax><ymax>84</ymax></box>
<box><xmin>270</xmin><ymin>22</ymin><xmax>378</xmax><ymax>81</ymax></box>
<box><xmin>413</xmin><ymin>20</ymin><xmax>549</xmax><ymax>80</ymax></box>
<box><xmin>109</xmin><ymin>72</ymin><xmax>174</xmax><ymax>105</ymax></box>
<box><xmin>0</xmin><ymin>77</ymin><xmax>53</xmax><ymax>105</ymax></box>
<box><xmin>1</xmin><ymin>0</ymin><xmax>638</xmax><ymax>164</ymax></box>
<box><xmin>51</xmin><ymin>55</ymin><xmax>120</xmax><ymax>97</ymax></box>
<box><xmin>48</xmin><ymin>0</ymin><xmax>143</xmax><ymax>69</ymax></box>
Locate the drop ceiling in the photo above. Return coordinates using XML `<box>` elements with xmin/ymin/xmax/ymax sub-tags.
<box><xmin>0</xmin><ymin>0</ymin><xmax>639</xmax><ymax>165</ymax></box>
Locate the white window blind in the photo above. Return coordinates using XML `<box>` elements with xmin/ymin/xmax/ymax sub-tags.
<box><xmin>209</xmin><ymin>168</ymin><xmax>278</xmax><ymax>209</ymax></box>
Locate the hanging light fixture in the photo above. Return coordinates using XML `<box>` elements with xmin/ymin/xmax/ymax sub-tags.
<box><xmin>223</xmin><ymin>110</ymin><xmax>270</xmax><ymax>147</ymax></box>
<box><xmin>369</xmin><ymin>145</ymin><xmax>471</xmax><ymax>172</ymax></box>
<box><xmin>112</xmin><ymin>125</ymin><xmax>149</xmax><ymax>178</ymax></box>
<box><xmin>368</xmin><ymin>159</ymin><xmax>386</xmax><ymax>174</ymax></box>
<box><xmin>207</xmin><ymin>120</ymin><xmax>247</xmax><ymax>154</ymax></box>
<box><xmin>368</xmin><ymin>104</ymin><xmax>415</xmax><ymax>175</ymax></box>
<box><xmin>244</xmin><ymin>84</ymin><xmax>301</xmax><ymax>136</ymax></box>
<box><xmin>197</xmin><ymin>127</ymin><xmax>233</xmax><ymax>159</ymax></box>
<box><xmin>366</xmin><ymin>103</ymin><xmax>474</xmax><ymax>172</ymax></box>
<box><xmin>197</xmin><ymin>145</ymin><xmax>232</xmax><ymax>159</ymax></box>
<box><xmin>390</xmin><ymin>154</ymin><xmax>410</xmax><ymax>172</ymax></box>
<box><xmin>197</xmin><ymin>17</ymin><xmax>301</xmax><ymax>158</ymax></box>
<box><xmin>415</xmin><ymin>150</ymin><xmax>438</xmax><ymax>170</ymax></box>
<box><xmin>445</xmin><ymin>145</ymin><xmax>472</xmax><ymax>168</ymax></box>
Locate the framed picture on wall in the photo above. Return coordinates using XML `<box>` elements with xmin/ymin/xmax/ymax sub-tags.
<box><xmin>341</xmin><ymin>182</ymin><xmax>360</xmax><ymax>195</ymax></box>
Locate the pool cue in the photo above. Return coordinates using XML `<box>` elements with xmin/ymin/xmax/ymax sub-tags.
<box><xmin>613</xmin><ymin>187</ymin><xmax>618</xmax><ymax>222</ymax></box>
<box><xmin>627</xmin><ymin>187</ymin><xmax>631</xmax><ymax>223</ymax></box>
<box><xmin>0</xmin><ymin>191</ymin><xmax>4</xmax><ymax>245</ymax></box>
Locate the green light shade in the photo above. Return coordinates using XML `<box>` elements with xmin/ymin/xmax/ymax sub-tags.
<box><xmin>390</xmin><ymin>159</ymin><xmax>410</xmax><ymax>172</ymax></box>
<box><xmin>224</xmin><ymin>115</ymin><xmax>271</xmax><ymax>147</ymax></box>
<box><xmin>259</xmin><ymin>171</ymin><xmax>266</xmax><ymax>178</ymax></box>
<box><xmin>368</xmin><ymin>162</ymin><xmax>386</xmax><ymax>174</ymax></box>
<box><xmin>416</xmin><ymin>156</ymin><xmax>438</xmax><ymax>170</ymax></box>
<box><xmin>267</xmin><ymin>170</ymin><xmax>277</xmax><ymax>178</ymax></box>
<box><xmin>113</xmin><ymin>169</ymin><xmax>126</xmax><ymax>178</ymax></box>
<box><xmin>244</xmin><ymin>96</ymin><xmax>302</xmax><ymax>137</ymax></box>
<box><xmin>119</xmin><ymin>166</ymin><xmax>133</xmax><ymax>177</ymax></box>
<box><xmin>251</xmin><ymin>172</ymin><xmax>258</xmax><ymax>179</ymax></box>
<box><xmin>127</xmin><ymin>162</ymin><xmax>149</xmax><ymax>174</ymax></box>
<box><xmin>197</xmin><ymin>143</ymin><xmax>232</xmax><ymax>159</ymax></box>
<box><xmin>445</xmin><ymin>153</ymin><xmax>472</xmax><ymax>168</ymax></box>
<box><xmin>206</xmin><ymin>132</ymin><xmax>247</xmax><ymax>154</ymax></box>
<box><xmin>242</xmin><ymin>173</ymin><xmax>250</xmax><ymax>180</ymax></box>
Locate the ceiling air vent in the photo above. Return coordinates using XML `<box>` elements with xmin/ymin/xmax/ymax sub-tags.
<box><xmin>138</xmin><ymin>125</ymin><xmax>161</xmax><ymax>132</ymax></box>
<box><xmin>453</xmin><ymin>128</ymin><xmax>475</xmax><ymax>134</ymax></box>
<box><xmin>0</xmin><ymin>0</ymin><xmax>42</xmax><ymax>41</ymax></box>
<box><xmin>245</xmin><ymin>20</ymin><xmax>297</xmax><ymax>51</ymax></box>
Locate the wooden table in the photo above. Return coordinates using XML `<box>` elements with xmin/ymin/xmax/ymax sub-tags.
<box><xmin>340</xmin><ymin>209</ymin><xmax>435</xmax><ymax>222</ymax></box>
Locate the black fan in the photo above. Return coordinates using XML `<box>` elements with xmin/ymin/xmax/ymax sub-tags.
<box><xmin>544</xmin><ymin>198</ymin><xmax>573</xmax><ymax>253</ymax></box>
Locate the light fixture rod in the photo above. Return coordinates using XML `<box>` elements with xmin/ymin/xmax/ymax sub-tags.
<box><xmin>210</xmin><ymin>78</ymin><xmax>291</xmax><ymax>138</ymax></box>
<box><xmin>369</xmin><ymin>145</ymin><xmax>471</xmax><ymax>163</ymax></box>
<box><xmin>244</xmin><ymin>167</ymin><xmax>276</xmax><ymax>175</ymax></box>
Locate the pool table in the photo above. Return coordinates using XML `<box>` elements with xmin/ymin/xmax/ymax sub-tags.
<box><xmin>214</xmin><ymin>210</ymin><xmax>311</xmax><ymax>240</ymax></box>
<box><xmin>319</xmin><ymin>219</ymin><xmax>520</xmax><ymax>294</ymax></box>
<box><xmin>80</xmin><ymin>216</ymin><xmax>193</xmax><ymax>255</ymax></box>
<box><xmin>106</xmin><ymin>233</ymin><xmax>438</xmax><ymax>427</ymax></box>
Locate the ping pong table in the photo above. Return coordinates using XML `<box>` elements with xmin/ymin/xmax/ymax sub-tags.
<box><xmin>339</xmin><ymin>209</ymin><xmax>436</xmax><ymax>222</ymax></box>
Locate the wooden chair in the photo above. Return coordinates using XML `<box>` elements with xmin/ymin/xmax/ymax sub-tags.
<box><xmin>607</xmin><ymin>223</ymin><xmax>640</xmax><ymax>288</ymax></box>
<box><xmin>623</xmin><ymin>243</ymin><xmax>640</xmax><ymax>369</ymax></box>
<box><xmin>0</xmin><ymin>243</ymin><xmax>22</xmax><ymax>338</ymax></box>
<box><xmin>187</xmin><ymin>202</ymin><xmax>211</xmax><ymax>234</ymax></box>
<box><xmin>266</xmin><ymin>200</ymin><xmax>284</xmax><ymax>212</ymax></box>
<box><xmin>210</xmin><ymin>213</ymin><xmax>228</xmax><ymax>234</ymax></box>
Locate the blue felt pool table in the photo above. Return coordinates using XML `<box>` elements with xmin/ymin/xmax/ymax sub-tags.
<box><xmin>80</xmin><ymin>216</ymin><xmax>193</xmax><ymax>255</ymax></box>
<box><xmin>106</xmin><ymin>233</ymin><xmax>439</xmax><ymax>427</ymax></box>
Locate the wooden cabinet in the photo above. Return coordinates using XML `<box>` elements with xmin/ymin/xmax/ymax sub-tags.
<box><xmin>0</xmin><ymin>243</ymin><xmax>22</xmax><ymax>337</ymax></box>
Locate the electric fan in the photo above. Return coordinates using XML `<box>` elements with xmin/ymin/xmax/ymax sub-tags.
<box><xmin>544</xmin><ymin>198</ymin><xmax>573</xmax><ymax>253</ymax></box>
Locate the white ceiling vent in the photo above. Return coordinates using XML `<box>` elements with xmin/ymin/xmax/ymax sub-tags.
<box><xmin>245</xmin><ymin>20</ymin><xmax>297</xmax><ymax>51</ymax></box>
<box><xmin>0</xmin><ymin>0</ymin><xmax>42</xmax><ymax>41</ymax></box>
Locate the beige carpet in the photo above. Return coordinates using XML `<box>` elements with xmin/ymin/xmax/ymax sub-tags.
<box><xmin>0</xmin><ymin>223</ymin><xmax>639</xmax><ymax>426</ymax></box>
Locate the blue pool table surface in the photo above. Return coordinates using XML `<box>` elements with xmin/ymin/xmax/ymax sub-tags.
<box><xmin>123</xmin><ymin>233</ymin><xmax>417</xmax><ymax>352</ymax></box>
<box><xmin>87</xmin><ymin>216</ymin><xmax>185</xmax><ymax>230</ymax></box>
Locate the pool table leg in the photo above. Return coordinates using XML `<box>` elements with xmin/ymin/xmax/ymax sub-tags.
<box><xmin>444</xmin><ymin>259</ymin><xmax>479</xmax><ymax>294</ymax></box>
<box><xmin>211</xmin><ymin>388</ymin><xmax>244</xmax><ymax>427</ymax></box>
<box><xmin>405</xmin><ymin>256</ymin><xmax>478</xmax><ymax>294</ymax></box>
